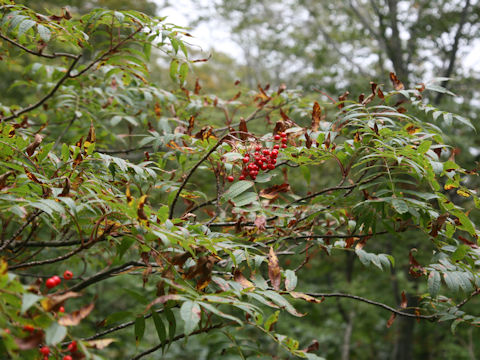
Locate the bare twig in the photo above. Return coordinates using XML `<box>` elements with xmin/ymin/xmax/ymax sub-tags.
<box><xmin>0</xmin><ymin>210</ymin><xmax>42</xmax><ymax>252</ymax></box>
<box><xmin>0</xmin><ymin>33</ymin><xmax>78</xmax><ymax>59</ymax></box>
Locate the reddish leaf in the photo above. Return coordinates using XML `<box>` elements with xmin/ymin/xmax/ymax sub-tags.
<box><xmin>268</xmin><ymin>247</ymin><xmax>281</xmax><ymax>291</ymax></box>
<box><xmin>302</xmin><ymin>339</ymin><xmax>319</xmax><ymax>353</ymax></box>
<box><xmin>408</xmin><ymin>249</ymin><xmax>425</xmax><ymax>278</ymax></box>
<box><xmin>337</xmin><ymin>91</ymin><xmax>349</xmax><ymax>109</ymax></box>
<box><xmin>400</xmin><ymin>291</ymin><xmax>407</xmax><ymax>309</ymax></box>
<box><xmin>239</xmin><ymin>117</ymin><xmax>248</xmax><ymax>140</ymax></box>
<box><xmin>14</xmin><ymin>331</ymin><xmax>44</xmax><ymax>350</ymax></box>
<box><xmin>194</xmin><ymin>79</ymin><xmax>202</xmax><ymax>94</ymax></box>
<box><xmin>386</xmin><ymin>312</ymin><xmax>396</xmax><ymax>328</ymax></box>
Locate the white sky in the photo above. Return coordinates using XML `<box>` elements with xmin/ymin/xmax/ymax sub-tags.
<box><xmin>155</xmin><ymin>0</ymin><xmax>480</xmax><ymax>72</ymax></box>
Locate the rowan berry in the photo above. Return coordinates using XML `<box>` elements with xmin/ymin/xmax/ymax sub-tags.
<box><xmin>274</xmin><ymin>134</ymin><xmax>281</xmax><ymax>140</ymax></box>
<box><xmin>255</xmin><ymin>146</ymin><xmax>262</xmax><ymax>151</ymax></box>
<box><xmin>281</xmin><ymin>138</ymin><xmax>287</xmax><ymax>144</ymax></box>
<box><xmin>23</xmin><ymin>325</ymin><xmax>35</xmax><ymax>332</ymax></box>
<box><xmin>40</xmin><ymin>346</ymin><xmax>50</xmax><ymax>356</ymax></box>
<box><xmin>239</xmin><ymin>175</ymin><xmax>245</xmax><ymax>180</ymax></box>
<box><xmin>45</xmin><ymin>278</ymin><xmax>57</xmax><ymax>289</ymax></box>
<box><xmin>63</xmin><ymin>356</ymin><xmax>73</xmax><ymax>360</ymax></box>
<box><xmin>281</xmin><ymin>144</ymin><xmax>287</xmax><ymax>148</ymax></box>
<box><xmin>261</xmin><ymin>164</ymin><xmax>268</xmax><ymax>170</ymax></box>
<box><xmin>271</xmin><ymin>149</ymin><xmax>278</xmax><ymax>156</ymax></box>
<box><xmin>268</xmin><ymin>164</ymin><xmax>275</xmax><ymax>170</ymax></box>
<box><xmin>227</xmin><ymin>176</ymin><xmax>234</xmax><ymax>182</ymax></box>
<box><xmin>63</xmin><ymin>270</ymin><xmax>73</xmax><ymax>280</ymax></box>
<box><xmin>67</xmin><ymin>341</ymin><xmax>77</xmax><ymax>352</ymax></box>
<box><xmin>280</xmin><ymin>132</ymin><xmax>287</xmax><ymax>137</ymax></box>
<box><xmin>59</xmin><ymin>306</ymin><xmax>65</xmax><ymax>313</ymax></box>
<box><xmin>273</xmin><ymin>144</ymin><xmax>280</xmax><ymax>149</ymax></box>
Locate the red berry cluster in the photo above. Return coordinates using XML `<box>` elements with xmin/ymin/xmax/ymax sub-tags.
<box><xmin>227</xmin><ymin>132</ymin><xmax>288</xmax><ymax>182</ymax></box>
<box><xmin>45</xmin><ymin>270</ymin><xmax>73</xmax><ymax>290</ymax></box>
<box><xmin>39</xmin><ymin>342</ymin><xmax>75</xmax><ymax>359</ymax></box>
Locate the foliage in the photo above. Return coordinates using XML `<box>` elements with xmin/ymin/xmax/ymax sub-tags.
<box><xmin>0</xmin><ymin>2</ymin><xmax>479</xmax><ymax>359</ymax></box>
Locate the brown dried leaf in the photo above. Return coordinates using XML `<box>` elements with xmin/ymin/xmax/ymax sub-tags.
<box><xmin>259</xmin><ymin>183</ymin><xmax>290</xmax><ymax>200</ymax></box>
<box><xmin>58</xmin><ymin>303</ymin><xmax>95</xmax><ymax>326</ymax></box>
<box><xmin>41</xmin><ymin>292</ymin><xmax>82</xmax><ymax>311</ymax></box>
<box><xmin>239</xmin><ymin>117</ymin><xmax>248</xmax><ymax>141</ymax></box>
<box><xmin>386</xmin><ymin>312</ymin><xmax>396</xmax><ymax>328</ymax></box>
<box><xmin>194</xmin><ymin>78</ymin><xmax>202</xmax><ymax>94</ymax></box>
<box><xmin>268</xmin><ymin>247</ymin><xmax>281</xmax><ymax>291</ymax></box>
<box><xmin>14</xmin><ymin>331</ymin><xmax>44</xmax><ymax>350</ymax></box>
<box><xmin>311</xmin><ymin>102</ymin><xmax>321</xmax><ymax>131</ymax></box>
<box><xmin>86</xmin><ymin>122</ymin><xmax>95</xmax><ymax>143</ymax></box>
<box><xmin>290</xmin><ymin>292</ymin><xmax>324</xmax><ymax>304</ymax></box>
<box><xmin>147</xmin><ymin>294</ymin><xmax>181</xmax><ymax>310</ymax></box>
<box><xmin>59</xmin><ymin>177</ymin><xmax>71</xmax><ymax>197</ymax></box>
<box><xmin>187</xmin><ymin>115</ymin><xmax>195</xmax><ymax>135</ymax></box>
<box><xmin>389</xmin><ymin>72</ymin><xmax>404</xmax><ymax>90</ymax></box>
<box><xmin>302</xmin><ymin>339</ymin><xmax>320</xmax><ymax>353</ymax></box>
<box><xmin>400</xmin><ymin>291</ymin><xmax>407</xmax><ymax>309</ymax></box>
<box><xmin>25</xmin><ymin>134</ymin><xmax>43</xmax><ymax>156</ymax></box>
<box><xmin>85</xmin><ymin>338</ymin><xmax>116</xmax><ymax>349</ymax></box>
<box><xmin>254</xmin><ymin>215</ymin><xmax>266</xmax><ymax>231</ymax></box>
<box><xmin>233</xmin><ymin>269</ymin><xmax>254</xmax><ymax>290</ymax></box>
<box><xmin>337</xmin><ymin>91</ymin><xmax>349</xmax><ymax>109</ymax></box>
<box><xmin>25</xmin><ymin>168</ymin><xmax>43</xmax><ymax>184</ymax></box>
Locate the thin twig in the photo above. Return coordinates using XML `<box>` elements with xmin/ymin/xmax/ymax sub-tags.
<box><xmin>0</xmin><ymin>210</ymin><xmax>42</xmax><ymax>252</ymax></box>
<box><xmin>169</xmin><ymin>134</ymin><xmax>228</xmax><ymax>219</ymax></box>
<box><xmin>2</xmin><ymin>56</ymin><xmax>81</xmax><ymax>121</ymax></box>
<box><xmin>0</xmin><ymin>33</ymin><xmax>78</xmax><ymax>59</ymax></box>
<box><xmin>131</xmin><ymin>323</ymin><xmax>226</xmax><ymax>360</ymax></box>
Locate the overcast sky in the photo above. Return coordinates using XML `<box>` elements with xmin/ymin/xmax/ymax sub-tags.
<box><xmin>155</xmin><ymin>0</ymin><xmax>479</xmax><ymax>72</ymax></box>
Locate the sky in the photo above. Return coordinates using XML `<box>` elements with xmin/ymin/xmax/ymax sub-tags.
<box><xmin>155</xmin><ymin>0</ymin><xmax>480</xmax><ymax>72</ymax></box>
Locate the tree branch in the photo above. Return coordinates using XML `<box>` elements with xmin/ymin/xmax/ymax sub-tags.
<box><xmin>0</xmin><ymin>210</ymin><xmax>42</xmax><ymax>252</ymax></box>
<box><xmin>0</xmin><ymin>32</ymin><xmax>78</xmax><ymax>59</ymax></box>
<box><xmin>1</xmin><ymin>56</ymin><xmax>81</xmax><ymax>121</ymax></box>
<box><xmin>131</xmin><ymin>323</ymin><xmax>226</xmax><ymax>360</ymax></box>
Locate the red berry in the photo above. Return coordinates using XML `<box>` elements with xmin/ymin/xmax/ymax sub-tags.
<box><xmin>239</xmin><ymin>175</ymin><xmax>245</xmax><ymax>180</ymax></box>
<box><xmin>63</xmin><ymin>356</ymin><xmax>73</xmax><ymax>360</ymax></box>
<box><xmin>45</xmin><ymin>278</ymin><xmax>57</xmax><ymax>289</ymax></box>
<box><xmin>242</xmin><ymin>156</ymin><xmax>249</xmax><ymax>163</ymax></box>
<box><xmin>251</xmin><ymin>175</ymin><xmax>256</xmax><ymax>180</ymax></box>
<box><xmin>249</xmin><ymin>170</ymin><xmax>256</xmax><ymax>177</ymax></box>
<box><xmin>40</xmin><ymin>346</ymin><xmax>50</xmax><ymax>356</ymax></box>
<box><xmin>273</xmin><ymin>144</ymin><xmax>280</xmax><ymax>149</ymax></box>
<box><xmin>274</xmin><ymin>134</ymin><xmax>281</xmax><ymax>140</ymax></box>
<box><xmin>260</xmin><ymin>156</ymin><xmax>267</xmax><ymax>162</ymax></box>
<box><xmin>280</xmin><ymin>132</ymin><xmax>287</xmax><ymax>137</ymax></box>
<box><xmin>261</xmin><ymin>164</ymin><xmax>268</xmax><ymax>170</ymax></box>
<box><xmin>268</xmin><ymin>164</ymin><xmax>275</xmax><ymax>170</ymax></box>
<box><xmin>67</xmin><ymin>341</ymin><xmax>77</xmax><ymax>352</ymax></box>
<box><xmin>271</xmin><ymin>149</ymin><xmax>279</xmax><ymax>156</ymax></box>
<box><xmin>59</xmin><ymin>306</ymin><xmax>65</xmax><ymax>313</ymax></box>
<box><xmin>270</xmin><ymin>158</ymin><xmax>277</xmax><ymax>164</ymax></box>
<box><xmin>281</xmin><ymin>138</ymin><xmax>287</xmax><ymax>144</ymax></box>
<box><xmin>63</xmin><ymin>270</ymin><xmax>73</xmax><ymax>280</ymax></box>
<box><xmin>227</xmin><ymin>176</ymin><xmax>234</xmax><ymax>182</ymax></box>
<box><xmin>23</xmin><ymin>325</ymin><xmax>35</xmax><ymax>332</ymax></box>
<box><xmin>255</xmin><ymin>146</ymin><xmax>262</xmax><ymax>151</ymax></box>
<box><xmin>256</xmin><ymin>160</ymin><xmax>263</xmax><ymax>166</ymax></box>
<box><xmin>281</xmin><ymin>144</ymin><xmax>287</xmax><ymax>148</ymax></box>
<box><xmin>4</xmin><ymin>329</ymin><xmax>10</xmax><ymax>334</ymax></box>
<box><xmin>262</xmin><ymin>149</ymin><xmax>270</xmax><ymax>155</ymax></box>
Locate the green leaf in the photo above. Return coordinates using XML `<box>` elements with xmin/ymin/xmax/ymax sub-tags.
<box><xmin>151</xmin><ymin>310</ymin><xmax>166</xmax><ymax>352</ymax></box>
<box><xmin>18</xmin><ymin>19</ymin><xmax>36</xmax><ymax>37</ymax></box>
<box><xmin>37</xmin><ymin>24</ymin><xmax>51</xmax><ymax>42</ymax></box>
<box><xmin>428</xmin><ymin>271</ymin><xmax>441</xmax><ymax>298</ymax></box>
<box><xmin>134</xmin><ymin>316</ymin><xmax>145</xmax><ymax>345</ymax></box>
<box><xmin>179</xmin><ymin>62</ymin><xmax>188</xmax><ymax>84</ymax></box>
<box><xmin>284</xmin><ymin>270</ymin><xmax>297</xmax><ymax>291</ymax></box>
<box><xmin>222</xmin><ymin>180</ymin><xmax>253</xmax><ymax>202</ymax></box>
<box><xmin>451</xmin><ymin>244</ymin><xmax>470</xmax><ymax>262</ymax></box>
<box><xmin>264</xmin><ymin>310</ymin><xmax>279</xmax><ymax>331</ymax></box>
<box><xmin>21</xmin><ymin>293</ymin><xmax>42</xmax><ymax>314</ymax></box>
<box><xmin>169</xmin><ymin>59</ymin><xmax>178</xmax><ymax>81</ymax></box>
<box><xmin>417</xmin><ymin>141</ymin><xmax>431</xmax><ymax>154</ymax></box>
<box><xmin>392</xmin><ymin>199</ymin><xmax>408</xmax><ymax>214</ymax></box>
<box><xmin>180</xmin><ymin>301</ymin><xmax>201</xmax><ymax>335</ymax></box>
<box><xmin>45</xmin><ymin>322</ymin><xmax>67</xmax><ymax>346</ymax></box>
<box><xmin>164</xmin><ymin>306</ymin><xmax>176</xmax><ymax>347</ymax></box>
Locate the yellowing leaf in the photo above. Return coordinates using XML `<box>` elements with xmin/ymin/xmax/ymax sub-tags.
<box><xmin>41</xmin><ymin>292</ymin><xmax>82</xmax><ymax>311</ymax></box>
<box><xmin>444</xmin><ymin>184</ymin><xmax>457</xmax><ymax>190</ymax></box>
<box><xmin>290</xmin><ymin>292</ymin><xmax>324</xmax><ymax>304</ymax></box>
<box><xmin>268</xmin><ymin>247</ymin><xmax>281</xmax><ymax>291</ymax></box>
<box><xmin>86</xmin><ymin>338</ymin><xmax>116</xmax><ymax>349</ymax></box>
<box><xmin>457</xmin><ymin>190</ymin><xmax>470</xmax><ymax>197</ymax></box>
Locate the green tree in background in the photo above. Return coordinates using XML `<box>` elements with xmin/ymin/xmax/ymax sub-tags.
<box><xmin>1</xmin><ymin>2</ymin><xmax>480</xmax><ymax>360</ymax></box>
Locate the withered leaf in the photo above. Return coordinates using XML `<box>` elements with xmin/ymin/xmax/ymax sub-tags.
<box><xmin>59</xmin><ymin>177</ymin><xmax>70</xmax><ymax>197</ymax></box>
<box><xmin>0</xmin><ymin>171</ymin><xmax>13</xmax><ymax>190</ymax></box>
<box><xmin>400</xmin><ymin>291</ymin><xmax>407</xmax><ymax>309</ymax></box>
<box><xmin>290</xmin><ymin>292</ymin><xmax>324</xmax><ymax>304</ymax></box>
<box><xmin>194</xmin><ymin>78</ymin><xmax>202</xmax><ymax>95</ymax></box>
<box><xmin>25</xmin><ymin>168</ymin><xmax>42</xmax><ymax>184</ymax></box>
<box><xmin>311</xmin><ymin>102</ymin><xmax>321</xmax><ymax>131</ymax></box>
<box><xmin>25</xmin><ymin>134</ymin><xmax>43</xmax><ymax>156</ymax></box>
<box><xmin>14</xmin><ymin>331</ymin><xmax>44</xmax><ymax>350</ymax></box>
<box><xmin>86</xmin><ymin>338</ymin><xmax>116</xmax><ymax>349</ymax></box>
<box><xmin>86</xmin><ymin>121</ymin><xmax>95</xmax><ymax>143</ymax></box>
<box><xmin>187</xmin><ymin>115</ymin><xmax>195</xmax><ymax>135</ymax></box>
<box><xmin>303</xmin><ymin>339</ymin><xmax>320</xmax><ymax>353</ymax></box>
<box><xmin>408</xmin><ymin>249</ymin><xmax>425</xmax><ymax>278</ymax></box>
<box><xmin>59</xmin><ymin>303</ymin><xmax>95</xmax><ymax>326</ymax></box>
<box><xmin>389</xmin><ymin>72</ymin><xmax>404</xmax><ymax>90</ymax></box>
<box><xmin>254</xmin><ymin>215</ymin><xmax>266</xmax><ymax>231</ymax></box>
<box><xmin>337</xmin><ymin>91</ymin><xmax>349</xmax><ymax>109</ymax></box>
<box><xmin>147</xmin><ymin>294</ymin><xmax>181</xmax><ymax>310</ymax></box>
<box><xmin>259</xmin><ymin>183</ymin><xmax>290</xmax><ymax>200</ymax></box>
<box><xmin>386</xmin><ymin>312</ymin><xmax>396</xmax><ymax>328</ymax></box>
<box><xmin>268</xmin><ymin>247</ymin><xmax>281</xmax><ymax>291</ymax></box>
<box><xmin>239</xmin><ymin>117</ymin><xmax>248</xmax><ymax>141</ymax></box>
<box><xmin>41</xmin><ymin>292</ymin><xmax>82</xmax><ymax>311</ymax></box>
<box><xmin>233</xmin><ymin>269</ymin><xmax>254</xmax><ymax>290</ymax></box>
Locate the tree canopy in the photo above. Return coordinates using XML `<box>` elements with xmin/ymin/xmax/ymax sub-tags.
<box><xmin>0</xmin><ymin>1</ymin><xmax>480</xmax><ymax>360</ymax></box>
